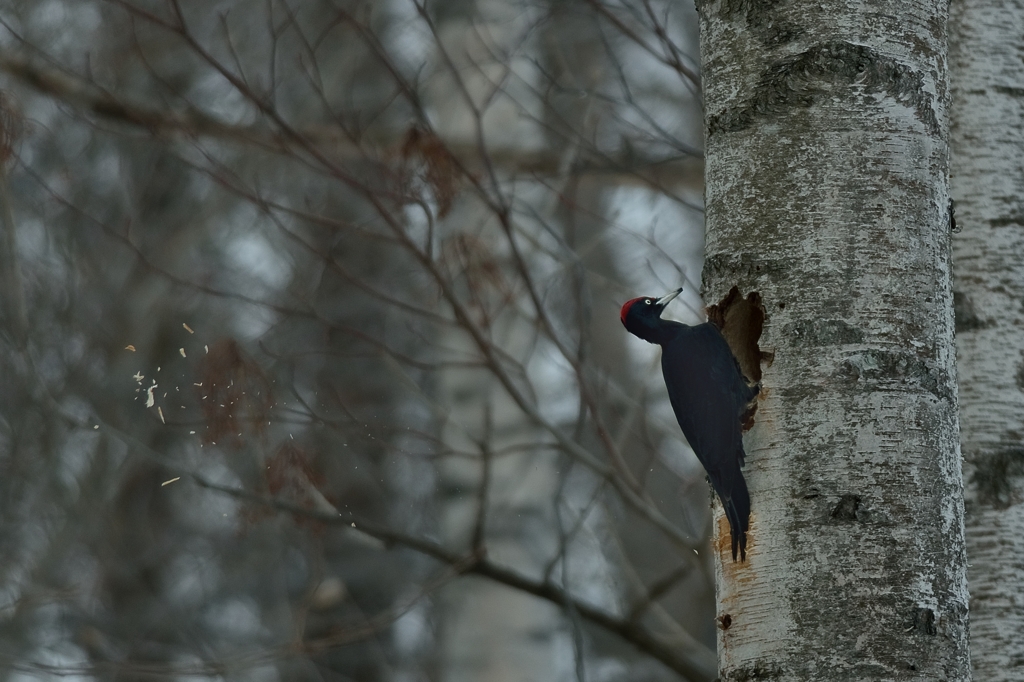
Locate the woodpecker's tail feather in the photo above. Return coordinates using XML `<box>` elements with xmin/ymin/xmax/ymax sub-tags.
<box><xmin>722</xmin><ymin>474</ymin><xmax>750</xmax><ymax>562</ymax></box>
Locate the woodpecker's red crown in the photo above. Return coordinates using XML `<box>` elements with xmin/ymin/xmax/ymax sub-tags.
<box><xmin>620</xmin><ymin>288</ymin><xmax>683</xmax><ymax>343</ymax></box>
<box><xmin>620</xmin><ymin>288</ymin><xmax>682</xmax><ymax>325</ymax></box>
<box><xmin>619</xmin><ymin>297</ymin><xmax>650</xmax><ymax>325</ymax></box>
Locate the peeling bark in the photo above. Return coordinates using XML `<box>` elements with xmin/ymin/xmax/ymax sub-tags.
<box><xmin>949</xmin><ymin>0</ymin><xmax>1024</xmax><ymax>675</ymax></box>
<box><xmin>697</xmin><ymin>0</ymin><xmax>970</xmax><ymax>676</ymax></box>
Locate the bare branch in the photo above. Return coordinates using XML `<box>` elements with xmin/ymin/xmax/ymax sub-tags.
<box><xmin>0</xmin><ymin>53</ymin><xmax>701</xmax><ymax>186</ymax></box>
<box><xmin>191</xmin><ymin>476</ymin><xmax>717</xmax><ymax>682</ymax></box>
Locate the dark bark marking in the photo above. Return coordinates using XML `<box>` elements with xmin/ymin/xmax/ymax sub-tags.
<box><xmin>704</xmin><ymin>253</ymin><xmax>786</xmax><ymax>282</ymax></box>
<box><xmin>694</xmin><ymin>0</ymin><xmax>802</xmax><ymax>47</ymax></box>
<box><xmin>783</xmin><ymin>318</ymin><xmax>863</xmax><ymax>346</ymax></box>
<box><xmin>910</xmin><ymin>607</ymin><xmax>937</xmax><ymax>635</ymax></box>
<box><xmin>718</xmin><ymin>613</ymin><xmax>733</xmax><ymax>630</ymax></box>
<box><xmin>1017</xmin><ymin>351</ymin><xmax>1024</xmax><ymax>391</ymax></box>
<box><xmin>712</xmin><ymin>0</ymin><xmax>803</xmax><ymax>47</ymax></box>
<box><xmin>952</xmin><ymin>291</ymin><xmax>988</xmax><ymax>332</ymax></box>
<box><xmin>707</xmin><ymin>41</ymin><xmax>939</xmax><ymax>136</ymax></box>
<box><xmin>831</xmin><ymin>494</ymin><xmax>861</xmax><ymax>521</ymax></box>
<box><xmin>836</xmin><ymin>349</ymin><xmax>948</xmax><ymax>401</ymax></box>
<box><xmin>971</xmin><ymin>446</ymin><xmax>1024</xmax><ymax>508</ymax></box>
<box><xmin>717</xmin><ymin>0</ymin><xmax>779</xmax><ymax>21</ymax></box>
<box><xmin>989</xmin><ymin>215</ymin><xmax>1024</xmax><ymax>227</ymax></box>
<box><xmin>993</xmin><ymin>85</ymin><xmax>1024</xmax><ymax>98</ymax></box>
<box><xmin>726</xmin><ymin>660</ymin><xmax>785</xmax><ymax>681</ymax></box>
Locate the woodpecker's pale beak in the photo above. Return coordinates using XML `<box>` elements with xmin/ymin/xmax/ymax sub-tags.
<box><xmin>656</xmin><ymin>288</ymin><xmax>683</xmax><ymax>307</ymax></box>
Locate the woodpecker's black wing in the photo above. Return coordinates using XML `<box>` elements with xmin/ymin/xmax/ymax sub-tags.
<box><xmin>660</xmin><ymin>321</ymin><xmax>755</xmax><ymax>560</ymax></box>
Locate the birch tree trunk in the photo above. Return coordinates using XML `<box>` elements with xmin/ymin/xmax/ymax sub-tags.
<box><xmin>696</xmin><ymin>0</ymin><xmax>971</xmax><ymax>677</ymax></box>
<box><xmin>949</xmin><ymin>0</ymin><xmax>1024</xmax><ymax>675</ymax></box>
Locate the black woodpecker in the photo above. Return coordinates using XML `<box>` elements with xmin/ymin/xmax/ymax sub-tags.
<box><xmin>621</xmin><ymin>288</ymin><xmax>758</xmax><ymax>560</ymax></box>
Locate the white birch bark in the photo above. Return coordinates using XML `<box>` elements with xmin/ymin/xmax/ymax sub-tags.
<box><xmin>696</xmin><ymin>0</ymin><xmax>970</xmax><ymax>677</ymax></box>
<box><xmin>949</xmin><ymin>0</ymin><xmax>1024</xmax><ymax>676</ymax></box>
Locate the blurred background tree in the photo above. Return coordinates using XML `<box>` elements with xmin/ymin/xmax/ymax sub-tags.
<box><xmin>0</xmin><ymin>1</ymin><xmax>717</xmax><ymax>680</ymax></box>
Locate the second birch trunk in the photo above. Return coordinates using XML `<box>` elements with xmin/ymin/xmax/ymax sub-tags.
<box><xmin>949</xmin><ymin>0</ymin><xmax>1024</xmax><ymax>675</ymax></box>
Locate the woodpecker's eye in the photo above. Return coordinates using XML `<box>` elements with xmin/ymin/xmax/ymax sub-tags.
<box><xmin>645</xmin><ymin>299</ymin><xmax>652</xmax><ymax>305</ymax></box>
